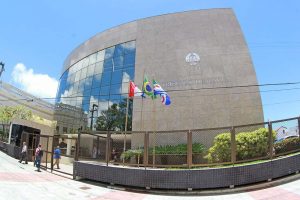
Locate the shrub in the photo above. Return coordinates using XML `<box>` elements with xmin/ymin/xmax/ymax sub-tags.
<box><xmin>205</xmin><ymin>133</ymin><xmax>231</xmax><ymax>163</ymax></box>
<box><xmin>150</xmin><ymin>143</ymin><xmax>205</xmax><ymax>155</ymax></box>
<box><xmin>121</xmin><ymin>149</ymin><xmax>143</xmax><ymax>160</ymax></box>
<box><xmin>205</xmin><ymin>128</ymin><xmax>275</xmax><ymax>163</ymax></box>
<box><xmin>274</xmin><ymin>137</ymin><xmax>300</xmax><ymax>154</ymax></box>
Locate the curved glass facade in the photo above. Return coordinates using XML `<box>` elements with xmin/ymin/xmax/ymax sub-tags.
<box><xmin>55</xmin><ymin>41</ymin><xmax>136</xmax><ymax>131</ymax></box>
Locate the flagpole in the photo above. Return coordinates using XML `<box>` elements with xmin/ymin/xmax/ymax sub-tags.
<box><xmin>152</xmin><ymin>77</ymin><xmax>157</xmax><ymax>167</ymax></box>
<box><xmin>140</xmin><ymin>70</ymin><xmax>145</xmax><ymax>132</ymax></box>
<box><xmin>123</xmin><ymin>81</ymin><xmax>130</xmax><ymax>165</ymax></box>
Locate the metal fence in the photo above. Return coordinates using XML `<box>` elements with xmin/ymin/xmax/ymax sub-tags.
<box><xmin>77</xmin><ymin>116</ymin><xmax>300</xmax><ymax>168</ymax></box>
<box><xmin>0</xmin><ymin>116</ymin><xmax>299</xmax><ymax>175</ymax></box>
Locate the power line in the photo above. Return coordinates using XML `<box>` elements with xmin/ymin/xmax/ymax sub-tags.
<box><xmin>1</xmin><ymin>81</ymin><xmax>300</xmax><ymax>102</ymax></box>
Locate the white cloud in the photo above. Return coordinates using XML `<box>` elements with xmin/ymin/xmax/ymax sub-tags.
<box><xmin>12</xmin><ymin>63</ymin><xmax>59</xmax><ymax>98</ymax></box>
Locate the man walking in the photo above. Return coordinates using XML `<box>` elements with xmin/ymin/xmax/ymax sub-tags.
<box><xmin>53</xmin><ymin>146</ymin><xmax>61</xmax><ymax>169</ymax></box>
<box><xmin>35</xmin><ymin>144</ymin><xmax>43</xmax><ymax>172</ymax></box>
<box><xmin>19</xmin><ymin>142</ymin><xmax>28</xmax><ymax>164</ymax></box>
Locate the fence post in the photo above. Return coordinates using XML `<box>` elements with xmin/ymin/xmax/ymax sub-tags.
<box><xmin>268</xmin><ymin>122</ymin><xmax>274</xmax><ymax>159</ymax></box>
<box><xmin>231</xmin><ymin>127</ymin><xmax>236</xmax><ymax>164</ymax></box>
<box><xmin>75</xmin><ymin>131</ymin><xmax>81</xmax><ymax>161</ymax></box>
<box><xmin>187</xmin><ymin>130</ymin><xmax>192</xmax><ymax>168</ymax></box>
<box><xmin>106</xmin><ymin>131</ymin><xmax>111</xmax><ymax>166</ymax></box>
<box><xmin>96</xmin><ymin>136</ymin><xmax>100</xmax><ymax>158</ymax></box>
<box><xmin>45</xmin><ymin>136</ymin><xmax>49</xmax><ymax>170</ymax></box>
<box><xmin>143</xmin><ymin>132</ymin><xmax>149</xmax><ymax>167</ymax></box>
<box><xmin>50</xmin><ymin>136</ymin><xmax>55</xmax><ymax>172</ymax></box>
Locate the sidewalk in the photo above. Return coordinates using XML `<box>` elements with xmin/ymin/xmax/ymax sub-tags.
<box><xmin>1</xmin><ymin>150</ymin><xmax>300</xmax><ymax>200</ymax></box>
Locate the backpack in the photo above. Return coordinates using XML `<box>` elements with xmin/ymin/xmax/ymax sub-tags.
<box><xmin>39</xmin><ymin>150</ymin><xmax>44</xmax><ymax>157</ymax></box>
<box><xmin>36</xmin><ymin>148</ymin><xmax>43</xmax><ymax>157</ymax></box>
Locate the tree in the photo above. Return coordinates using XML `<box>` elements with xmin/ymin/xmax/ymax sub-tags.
<box><xmin>0</xmin><ymin>105</ymin><xmax>32</xmax><ymax>124</ymax></box>
<box><xmin>95</xmin><ymin>99</ymin><xmax>133</xmax><ymax>131</ymax></box>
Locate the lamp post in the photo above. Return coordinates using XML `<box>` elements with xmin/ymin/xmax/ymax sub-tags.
<box><xmin>90</xmin><ymin>104</ymin><xmax>98</xmax><ymax>130</ymax></box>
<box><xmin>0</xmin><ymin>62</ymin><xmax>5</xmax><ymax>79</ymax></box>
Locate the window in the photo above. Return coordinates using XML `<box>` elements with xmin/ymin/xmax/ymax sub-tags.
<box><xmin>94</xmin><ymin>61</ymin><xmax>104</xmax><ymax>74</ymax></box>
<box><xmin>110</xmin><ymin>84</ymin><xmax>121</xmax><ymax>95</ymax></box>
<box><xmin>80</xmin><ymin>67</ymin><xmax>88</xmax><ymax>80</ymax></box>
<box><xmin>114</xmin><ymin>44</ymin><xmax>124</xmax><ymax>57</ymax></box>
<box><xmin>113</xmin><ymin>56</ymin><xmax>123</xmax><ymax>68</ymax></box>
<box><xmin>91</xmin><ymin>87</ymin><xmax>100</xmax><ymax>97</ymax></box>
<box><xmin>111</xmin><ymin>70</ymin><xmax>122</xmax><ymax>85</ymax></box>
<box><xmin>104</xmin><ymin>47</ymin><xmax>115</xmax><ymax>60</ymax></box>
<box><xmin>124</xmin><ymin>41</ymin><xmax>136</xmax><ymax>55</ymax></box>
<box><xmin>92</xmin><ymin>74</ymin><xmax>102</xmax><ymax>88</ymax></box>
<box><xmin>86</xmin><ymin>64</ymin><xmax>95</xmax><ymax>77</ymax></box>
<box><xmin>123</xmin><ymin>54</ymin><xmax>135</xmax><ymax>66</ymax></box>
<box><xmin>89</xmin><ymin>53</ymin><xmax>97</xmax><ymax>65</ymax></box>
<box><xmin>103</xmin><ymin>59</ymin><xmax>113</xmax><ymax>72</ymax></box>
<box><xmin>123</xmin><ymin>68</ymin><xmax>134</xmax><ymax>81</ymax></box>
<box><xmin>101</xmin><ymin>72</ymin><xmax>112</xmax><ymax>86</ymax></box>
<box><xmin>100</xmin><ymin>86</ymin><xmax>110</xmax><ymax>96</ymax></box>
<box><xmin>96</xmin><ymin>50</ymin><xmax>105</xmax><ymax>62</ymax></box>
<box><xmin>82</xmin><ymin>57</ymin><xmax>89</xmax><ymax>68</ymax></box>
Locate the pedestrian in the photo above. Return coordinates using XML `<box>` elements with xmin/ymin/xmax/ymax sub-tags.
<box><xmin>19</xmin><ymin>142</ymin><xmax>28</xmax><ymax>164</ymax></box>
<box><xmin>92</xmin><ymin>145</ymin><xmax>97</xmax><ymax>159</ymax></box>
<box><xmin>53</xmin><ymin>146</ymin><xmax>61</xmax><ymax>169</ymax></box>
<box><xmin>35</xmin><ymin>144</ymin><xmax>43</xmax><ymax>172</ymax></box>
<box><xmin>111</xmin><ymin>148</ymin><xmax>117</xmax><ymax>162</ymax></box>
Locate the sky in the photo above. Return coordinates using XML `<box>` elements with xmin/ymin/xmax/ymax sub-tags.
<box><xmin>0</xmin><ymin>0</ymin><xmax>299</xmax><ymax>121</ymax></box>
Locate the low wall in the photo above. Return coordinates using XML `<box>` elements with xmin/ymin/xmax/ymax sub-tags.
<box><xmin>74</xmin><ymin>154</ymin><xmax>300</xmax><ymax>190</ymax></box>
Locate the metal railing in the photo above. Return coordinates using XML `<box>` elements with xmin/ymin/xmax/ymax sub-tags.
<box><xmin>76</xmin><ymin>116</ymin><xmax>300</xmax><ymax>168</ymax></box>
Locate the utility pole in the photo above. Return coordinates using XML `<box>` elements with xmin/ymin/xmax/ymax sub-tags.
<box><xmin>90</xmin><ymin>104</ymin><xmax>98</xmax><ymax>130</ymax></box>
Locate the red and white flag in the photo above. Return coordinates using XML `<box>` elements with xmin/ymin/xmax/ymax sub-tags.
<box><xmin>129</xmin><ymin>81</ymin><xmax>143</xmax><ymax>98</ymax></box>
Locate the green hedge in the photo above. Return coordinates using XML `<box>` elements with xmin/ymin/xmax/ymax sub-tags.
<box><xmin>121</xmin><ymin>143</ymin><xmax>206</xmax><ymax>160</ymax></box>
<box><xmin>150</xmin><ymin>143</ymin><xmax>206</xmax><ymax>155</ymax></box>
<box><xmin>205</xmin><ymin>128</ymin><xmax>275</xmax><ymax>163</ymax></box>
<box><xmin>274</xmin><ymin>137</ymin><xmax>300</xmax><ymax>154</ymax></box>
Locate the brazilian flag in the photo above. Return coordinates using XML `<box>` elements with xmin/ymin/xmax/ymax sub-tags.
<box><xmin>143</xmin><ymin>76</ymin><xmax>155</xmax><ymax>98</ymax></box>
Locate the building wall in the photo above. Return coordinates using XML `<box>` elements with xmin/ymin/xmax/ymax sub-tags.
<box><xmin>58</xmin><ymin>9</ymin><xmax>264</xmax><ymax>141</ymax></box>
<box><xmin>0</xmin><ymin>82</ymin><xmax>54</xmax><ymax>121</ymax></box>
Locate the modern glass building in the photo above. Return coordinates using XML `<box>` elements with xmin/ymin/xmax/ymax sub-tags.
<box><xmin>55</xmin><ymin>8</ymin><xmax>264</xmax><ymax>135</ymax></box>
<box><xmin>55</xmin><ymin>41</ymin><xmax>135</xmax><ymax>132</ymax></box>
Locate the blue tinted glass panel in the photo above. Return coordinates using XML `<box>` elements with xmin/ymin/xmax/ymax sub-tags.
<box><xmin>84</xmin><ymin>77</ymin><xmax>93</xmax><ymax>90</ymax></box>
<box><xmin>123</xmin><ymin>41</ymin><xmax>136</xmax><ymax>55</ymax></box>
<box><xmin>91</xmin><ymin>87</ymin><xmax>100</xmax><ymax>97</ymax></box>
<box><xmin>92</xmin><ymin>74</ymin><xmax>101</xmax><ymax>88</ymax></box>
<box><xmin>73</xmin><ymin>82</ymin><xmax>79</xmax><ymax>93</ymax></box>
<box><xmin>113</xmin><ymin>56</ymin><xmax>123</xmax><ymax>67</ymax></box>
<box><xmin>111</xmin><ymin>70</ymin><xmax>122</xmax><ymax>85</ymax></box>
<box><xmin>78</xmin><ymin>80</ymin><xmax>85</xmax><ymax>93</ymax></box>
<box><xmin>123</xmin><ymin>68</ymin><xmax>134</xmax><ymax>81</ymax></box>
<box><xmin>100</xmin><ymin>86</ymin><xmax>110</xmax><ymax>96</ymax></box>
<box><xmin>104</xmin><ymin>47</ymin><xmax>115</xmax><ymax>60</ymax></box>
<box><xmin>103</xmin><ymin>59</ymin><xmax>113</xmax><ymax>72</ymax></box>
<box><xmin>82</xmin><ymin>103</ymin><xmax>90</xmax><ymax>113</ymax></box>
<box><xmin>110</xmin><ymin>96</ymin><xmax>121</xmax><ymax>104</ymax></box>
<box><xmin>89</xmin><ymin>53</ymin><xmax>97</xmax><ymax>65</ymax></box>
<box><xmin>94</xmin><ymin>61</ymin><xmax>103</xmax><ymax>74</ymax></box>
<box><xmin>101</xmin><ymin>72</ymin><xmax>111</xmax><ymax>86</ymax></box>
<box><xmin>114</xmin><ymin>44</ymin><xmax>124</xmax><ymax>57</ymax></box>
<box><xmin>82</xmin><ymin>91</ymin><xmax>90</xmax><ymax>105</ymax></box>
<box><xmin>123</xmin><ymin>54</ymin><xmax>135</xmax><ymax>66</ymax></box>
<box><xmin>86</xmin><ymin>64</ymin><xmax>95</xmax><ymax>77</ymax></box>
<box><xmin>110</xmin><ymin>84</ymin><xmax>121</xmax><ymax>95</ymax></box>
<box><xmin>80</xmin><ymin>67</ymin><xmax>87</xmax><ymax>80</ymax></box>
<box><xmin>83</xmin><ymin>89</ymin><xmax>91</xmax><ymax>98</ymax></box>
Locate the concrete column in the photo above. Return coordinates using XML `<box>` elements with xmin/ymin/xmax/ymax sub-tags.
<box><xmin>66</xmin><ymin>135</ymin><xmax>72</xmax><ymax>156</ymax></box>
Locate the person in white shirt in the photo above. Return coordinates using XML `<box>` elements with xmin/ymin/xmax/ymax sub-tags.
<box><xmin>19</xmin><ymin>142</ymin><xmax>28</xmax><ymax>164</ymax></box>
